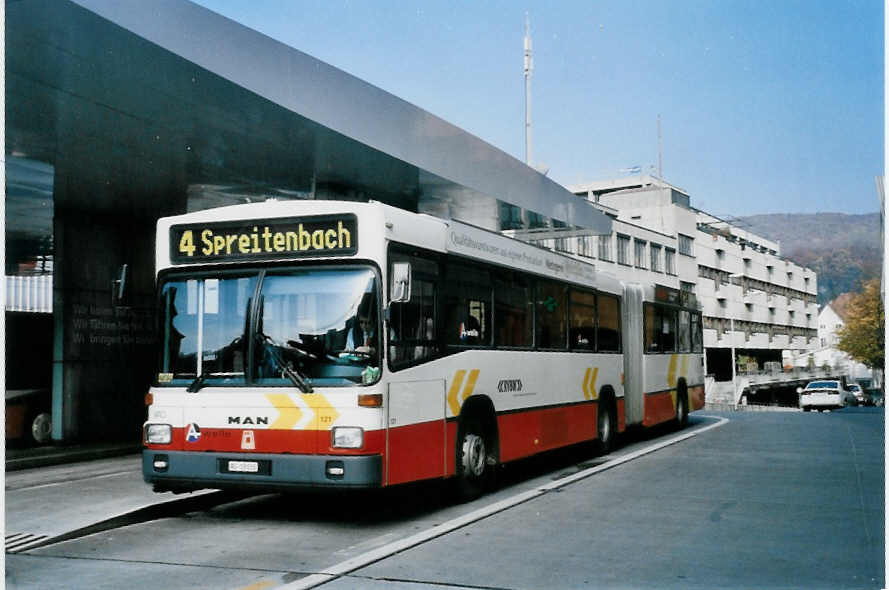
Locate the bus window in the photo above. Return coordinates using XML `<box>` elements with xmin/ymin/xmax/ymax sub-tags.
<box><xmin>678</xmin><ymin>309</ymin><xmax>691</xmax><ymax>352</ymax></box>
<box><xmin>691</xmin><ymin>312</ymin><xmax>703</xmax><ymax>352</ymax></box>
<box><xmin>569</xmin><ymin>290</ymin><xmax>596</xmax><ymax>351</ymax></box>
<box><xmin>644</xmin><ymin>303</ymin><xmax>676</xmax><ymax>353</ymax></box>
<box><xmin>494</xmin><ymin>271</ymin><xmax>533</xmax><ymax>348</ymax></box>
<box><xmin>597</xmin><ymin>294</ymin><xmax>621</xmax><ymax>352</ymax></box>
<box><xmin>158</xmin><ymin>274</ymin><xmax>256</xmax><ymax>385</ymax></box>
<box><xmin>536</xmin><ymin>280</ymin><xmax>567</xmax><ymax>349</ymax></box>
<box><xmin>389</xmin><ymin>254</ymin><xmax>438</xmax><ymax>366</ymax></box>
<box><xmin>444</xmin><ymin>263</ymin><xmax>491</xmax><ymax>347</ymax></box>
<box><xmin>660</xmin><ymin>307</ymin><xmax>677</xmax><ymax>352</ymax></box>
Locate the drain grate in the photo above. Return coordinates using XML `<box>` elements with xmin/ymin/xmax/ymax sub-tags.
<box><xmin>6</xmin><ymin>533</ymin><xmax>49</xmax><ymax>553</ymax></box>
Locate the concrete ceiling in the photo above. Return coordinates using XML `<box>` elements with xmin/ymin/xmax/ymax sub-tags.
<box><xmin>6</xmin><ymin>0</ymin><xmax>611</xmax><ymax>246</ymax></box>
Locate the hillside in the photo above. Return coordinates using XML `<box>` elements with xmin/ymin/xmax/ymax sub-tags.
<box><xmin>738</xmin><ymin>213</ymin><xmax>882</xmax><ymax>306</ymax></box>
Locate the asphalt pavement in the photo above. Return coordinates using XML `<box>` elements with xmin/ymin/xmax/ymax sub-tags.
<box><xmin>5</xmin><ymin>408</ymin><xmax>885</xmax><ymax>590</ymax></box>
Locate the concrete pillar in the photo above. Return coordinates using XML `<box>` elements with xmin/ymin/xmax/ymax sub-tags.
<box><xmin>51</xmin><ymin>210</ymin><xmax>158</xmax><ymax>442</ymax></box>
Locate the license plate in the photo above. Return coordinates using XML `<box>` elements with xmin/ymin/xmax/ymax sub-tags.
<box><xmin>227</xmin><ymin>460</ymin><xmax>259</xmax><ymax>473</ymax></box>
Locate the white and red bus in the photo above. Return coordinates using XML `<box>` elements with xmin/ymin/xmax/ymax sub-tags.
<box><xmin>143</xmin><ymin>200</ymin><xmax>704</xmax><ymax>499</ymax></box>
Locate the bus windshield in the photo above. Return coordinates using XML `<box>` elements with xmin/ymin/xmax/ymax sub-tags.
<box><xmin>157</xmin><ymin>267</ymin><xmax>380</xmax><ymax>388</ymax></box>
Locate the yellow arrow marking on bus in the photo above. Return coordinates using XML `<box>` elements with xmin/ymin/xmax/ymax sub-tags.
<box><xmin>447</xmin><ymin>370</ymin><xmax>467</xmax><ymax>416</ymax></box>
<box><xmin>301</xmin><ymin>393</ymin><xmax>340</xmax><ymax>430</ymax></box>
<box><xmin>462</xmin><ymin>369</ymin><xmax>480</xmax><ymax>402</ymax></box>
<box><xmin>667</xmin><ymin>354</ymin><xmax>678</xmax><ymax>388</ymax></box>
<box><xmin>447</xmin><ymin>369</ymin><xmax>480</xmax><ymax>416</ymax></box>
<box><xmin>266</xmin><ymin>394</ymin><xmax>302</xmax><ymax>429</ymax></box>
<box><xmin>582</xmin><ymin>367</ymin><xmax>599</xmax><ymax>400</ymax></box>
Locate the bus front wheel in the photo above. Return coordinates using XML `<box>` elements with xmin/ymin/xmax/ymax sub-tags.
<box><xmin>455</xmin><ymin>418</ymin><xmax>492</xmax><ymax>501</ymax></box>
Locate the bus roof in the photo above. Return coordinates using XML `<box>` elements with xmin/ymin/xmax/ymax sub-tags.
<box><xmin>156</xmin><ymin>200</ymin><xmax>624</xmax><ymax>295</ymax></box>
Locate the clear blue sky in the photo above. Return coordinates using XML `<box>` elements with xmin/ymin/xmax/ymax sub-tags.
<box><xmin>192</xmin><ymin>0</ymin><xmax>883</xmax><ymax>217</ymax></box>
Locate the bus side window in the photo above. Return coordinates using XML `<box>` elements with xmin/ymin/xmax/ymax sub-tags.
<box><xmin>443</xmin><ymin>263</ymin><xmax>491</xmax><ymax>348</ymax></box>
<box><xmin>660</xmin><ymin>307</ymin><xmax>677</xmax><ymax>353</ymax></box>
<box><xmin>597</xmin><ymin>294</ymin><xmax>621</xmax><ymax>352</ymax></box>
<box><xmin>388</xmin><ymin>253</ymin><xmax>438</xmax><ymax>366</ymax></box>
<box><xmin>569</xmin><ymin>290</ymin><xmax>596</xmax><ymax>351</ymax></box>
<box><xmin>691</xmin><ymin>313</ymin><xmax>703</xmax><ymax>352</ymax></box>
<box><xmin>536</xmin><ymin>280</ymin><xmax>567</xmax><ymax>349</ymax></box>
<box><xmin>678</xmin><ymin>309</ymin><xmax>691</xmax><ymax>352</ymax></box>
<box><xmin>494</xmin><ymin>271</ymin><xmax>533</xmax><ymax>348</ymax></box>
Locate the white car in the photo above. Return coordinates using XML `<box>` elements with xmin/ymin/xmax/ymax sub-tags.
<box><xmin>798</xmin><ymin>380</ymin><xmax>855</xmax><ymax>412</ymax></box>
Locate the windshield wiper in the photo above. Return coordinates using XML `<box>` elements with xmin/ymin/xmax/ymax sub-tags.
<box><xmin>262</xmin><ymin>336</ymin><xmax>313</xmax><ymax>393</ymax></box>
<box><xmin>187</xmin><ymin>373</ymin><xmax>209</xmax><ymax>393</ymax></box>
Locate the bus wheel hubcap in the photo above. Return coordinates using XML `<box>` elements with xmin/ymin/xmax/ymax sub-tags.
<box><xmin>599</xmin><ymin>411</ymin><xmax>610</xmax><ymax>442</ymax></box>
<box><xmin>462</xmin><ymin>434</ymin><xmax>486</xmax><ymax>477</ymax></box>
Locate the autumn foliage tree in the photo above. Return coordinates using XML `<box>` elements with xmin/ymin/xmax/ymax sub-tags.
<box><xmin>836</xmin><ymin>279</ymin><xmax>884</xmax><ymax>370</ymax></box>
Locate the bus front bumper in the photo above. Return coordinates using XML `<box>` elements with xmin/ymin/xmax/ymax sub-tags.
<box><xmin>143</xmin><ymin>450</ymin><xmax>382</xmax><ymax>492</ymax></box>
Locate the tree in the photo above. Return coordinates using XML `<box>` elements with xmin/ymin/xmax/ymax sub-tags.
<box><xmin>836</xmin><ymin>279</ymin><xmax>884</xmax><ymax>369</ymax></box>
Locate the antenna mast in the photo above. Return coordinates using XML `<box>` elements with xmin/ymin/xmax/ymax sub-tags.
<box><xmin>657</xmin><ymin>114</ymin><xmax>663</xmax><ymax>179</ymax></box>
<box><xmin>523</xmin><ymin>13</ymin><xmax>533</xmax><ymax>166</ymax></box>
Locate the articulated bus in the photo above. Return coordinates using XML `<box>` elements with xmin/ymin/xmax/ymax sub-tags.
<box><xmin>143</xmin><ymin>200</ymin><xmax>704</xmax><ymax>499</ymax></box>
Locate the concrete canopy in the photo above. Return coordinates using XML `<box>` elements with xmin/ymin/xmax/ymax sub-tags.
<box><xmin>7</xmin><ymin>0</ymin><xmax>612</xmax><ymax>234</ymax></box>
<box><xmin>6</xmin><ymin>0</ymin><xmax>612</xmax><ymax>442</ymax></box>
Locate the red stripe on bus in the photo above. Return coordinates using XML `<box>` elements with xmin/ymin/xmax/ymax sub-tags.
<box><xmin>386</xmin><ymin>419</ymin><xmax>447</xmax><ymax>486</ymax></box>
<box><xmin>689</xmin><ymin>385</ymin><xmax>705</xmax><ymax>411</ymax></box>
<box><xmin>643</xmin><ymin>392</ymin><xmax>675</xmax><ymax>427</ymax></box>
<box><xmin>146</xmin><ymin>427</ymin><xmax>386</xmax><ymax>455</ymax></box>
<box><xmin>617</xmin><ymin>397</ymin><xmax>626</xmax><ymax>432</ymax></box>
<box><xmin>498</xmin><ymin>403</ymin><xmax>597</xmax><ymax>463</ymax></box>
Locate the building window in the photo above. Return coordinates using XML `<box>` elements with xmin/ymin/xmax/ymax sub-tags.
<box><xmin>498</xmin><ymin>201</ymin><xmax>524</xmax><ymax>231</ymax></box>
<box><xmin>665</xmin><ymin>248</ymin><xmax>676</xmax><ymax>275</ymax></box>
<box><xmin>527</xmin><ymin>211</ymin><xmax>546</xmax><ymax>229</ymax></box>
<box><xmin>616</xmin><ymin>235</ymin><xmax>631</xmax><ymax>266</ymax></box>
<box><xmin>598</xmin><ymin>234</ymin><xmax>613</xmax><ymax>262</ymax></box>
<box><xmin>680</xmin><ymin>281</ymin><xmax>695</xmax><ymax>293</ymax></box>
<box><xmin>650</xmin><ymin>244</ymin><xmax>661</xmax><ymax>272</ymax></box>
<box><xmin>575</xmin><ymin>236</ymin><xmax>593</xmax><ymax>259</ymax></box>
<box><xmin>678</xmin><ymin>234</ymin><xmax>694</xmax><ymax>256</ymax></box>
<box><xmin>634</xmin><ymin>239</ymin><xmax>647</xmax><ymax>269</ymax></box>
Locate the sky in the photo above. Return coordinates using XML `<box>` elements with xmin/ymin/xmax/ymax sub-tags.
<box><xmin>191</xmin><ymin>0</ymin><xmax>883</xmax><ymax>217</ymax></box>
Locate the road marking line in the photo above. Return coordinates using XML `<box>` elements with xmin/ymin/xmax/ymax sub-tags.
<box><xmin>8</xmin><ymin>470</ymin><xmax>139</xmax><ymax>492</ymax></box>
<box><xmin>274</xmin><ymin>415</ymin><xmax>730</xmax><ymax>590</ymax></box>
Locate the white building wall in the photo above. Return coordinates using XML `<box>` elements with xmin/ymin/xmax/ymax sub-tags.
<box><xmin>568</xmin><ymin>177</ymin><xmax>819</xmax><ymax>370</ymax></box>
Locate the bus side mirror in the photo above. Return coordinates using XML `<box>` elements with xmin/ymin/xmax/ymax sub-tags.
<box><xmin>390</xmin><ymin>262</ymin><xmax>411</xmax><ymax>303</ymax></box>
<box><xmin>111</xmin><ymin>263</ymin><xmax>129</xmax><ymax>308</ymax></box>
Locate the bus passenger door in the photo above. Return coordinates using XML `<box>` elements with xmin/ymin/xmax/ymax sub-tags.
<box><xmin>386</xmin><ymin>379</ymin><xmax>446</xmax><ymax>486</ymax></box>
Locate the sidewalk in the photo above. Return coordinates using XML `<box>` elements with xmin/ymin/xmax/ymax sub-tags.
<box><xmin>5</xmin><ymin>440</ymin><xmax>142</xmax><ymax>471</ymax></box>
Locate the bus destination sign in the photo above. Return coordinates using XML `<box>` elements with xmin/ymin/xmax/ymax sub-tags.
<box><xmin>170</xmin><ymin>215</ymin><xmax>358</xmax><ymax>264</ymax></box>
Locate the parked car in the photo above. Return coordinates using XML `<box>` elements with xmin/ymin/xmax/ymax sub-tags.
<box><xmin>846</xmin><ymin>383</ymin><xmax>870</xmax><ymax>406</ymax></box>
<box><xmin>5</xmin><ymin>388</ymin><xmax>53</xmax><ymax>445</ymax></box>
<box><xmin>797</xmin><ymin>380</ymin><xmax>856</xmax><ymax>412</ymax></box>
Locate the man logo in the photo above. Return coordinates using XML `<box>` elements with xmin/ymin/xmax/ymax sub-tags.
<box><xmin>185</xmin><ymin>423</ymin><xmax>201</xmax><ymax>443</ymax></box>
<box><xmin>241</xmin><ymin>430</ymin><xmax>256</xmax><ymax>450</ymax></box>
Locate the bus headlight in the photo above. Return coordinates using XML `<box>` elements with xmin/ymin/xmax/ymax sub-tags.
<box><xmin>145</xmin><ymin>423</ymin><xmax>172</xmax><ymax>444</ymax></box>
<box><xmin>332</xmin><ymin>427</ymin><xmax>363</xmax><ymax>449</ymax></box>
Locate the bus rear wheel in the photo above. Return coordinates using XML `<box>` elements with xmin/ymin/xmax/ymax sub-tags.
<box><xmin>675</xmin><ymin>390</ymin><xmax>689</xmax><ymax>429</ymax></box>
<box><xmin>455</xmin><ymin>419</ymin><xmax>492</xmax><ymax>501</ymax></box>
<box><xmin>597</xmin><ymin>398</ymin><xmax>615</xmax><ymax>454</ymax></box>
